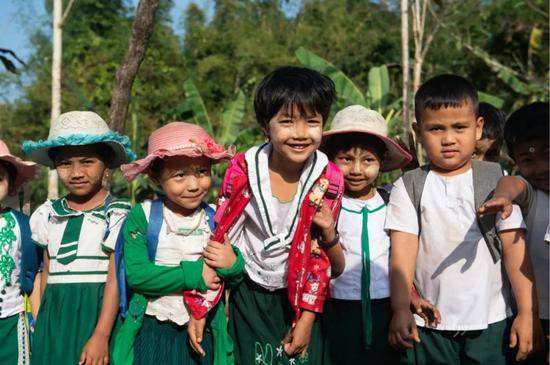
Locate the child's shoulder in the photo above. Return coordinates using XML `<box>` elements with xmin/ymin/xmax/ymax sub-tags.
<box><xmin>106</xmin><ymin>196</ymin><xmax>132</xmax><ymax>215</ymax></box>
<box><xmin>30</xmin><ymin>199</ymin><xmax>55</xmax><ymax>218</ymax></box>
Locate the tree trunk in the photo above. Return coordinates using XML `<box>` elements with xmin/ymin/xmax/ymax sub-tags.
<box><xmin>401</xmin><ymin>0</ymin><xmax>411</xmax><ymax>145</ymax></box>
<box><xmin>109</xmin><ymin>0</ymin><xmax>160</xmax><ymax>133</ymax></box>
<box><xmin>48</xmin><ymin>0</ymin><xmax>63</xmax><ymax>199</ymax></box>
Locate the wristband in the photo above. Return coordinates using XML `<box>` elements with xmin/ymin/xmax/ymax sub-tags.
<box><xmin>318</xmin><ymin>232</ymin><xmax>340</xmax><ymax>250</ymax></box>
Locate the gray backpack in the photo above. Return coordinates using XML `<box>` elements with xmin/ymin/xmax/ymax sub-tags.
<box><xmin>401</xmin><ymin>160</ymin><xmax>504</xmax><ymax>263</ymax></box>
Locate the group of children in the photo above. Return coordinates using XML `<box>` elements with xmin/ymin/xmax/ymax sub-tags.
<box><xmin>0</xmin><ymin>66</ymin><xmax>547</xmax><ymax>365</ymax></box>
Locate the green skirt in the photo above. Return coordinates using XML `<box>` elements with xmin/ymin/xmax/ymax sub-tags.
<box><xmin>322</xmin><ymin>298</ymin><xmax>398</xmax><ymax>365</ymax></box>
<box><xmin>133</xmin><ymin>315</ymin><xmax>214</xmax><ymax>365</ymax></box>
<box><xmin>0</xmin><ymin>312</ymin><xmax>30</xmax><ymax>364</ymax></box>
<box><xmin>228</xmin><ymin>276</ymin><xmax>322</xmax><ymax>365</ymax></box>
<box><xmin>31</xmin><ymin>283</ymin><xmax>105</xmax><ymax>365</ymax></box>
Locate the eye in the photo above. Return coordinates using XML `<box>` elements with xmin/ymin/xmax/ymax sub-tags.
<box><xmin>366</xmin><ymin>157</ymin><xmax>377</xmax><ymax>163</ymax></box>
<box><xmin>198</xmin><ymin>168</ymin><xmax>210</xmax><ymax>176</ymax></box>
<box><xmin>57</xmin><ymin>160</ymin><xmax>71</xmax><ymax>167</ymax></box>
<box><xmin>429</xmin><ymin>126</ymin><xmax>442</xmax><ymax>132</ymax></box>
<box><xmin>455</xmin><ymin>125</ymin><xmax>467</xmax><ymax>131</ymax></box>
<box><xmin>279</xmin><ymin>119</ymin><xmax>293</xmax><ymax>125</ymax></box>
<box><xmin>83</xmin><ymin>159</ymin><xmax>95</xmax><ymax>165</ymax></box>
<box><xmin>307</xmin><ymin>119</ymin><xmax>321</xmax><ymax>125</ymax></box>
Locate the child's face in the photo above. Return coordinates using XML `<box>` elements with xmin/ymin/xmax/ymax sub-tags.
<box><xmin>0</xmin><ymin>164</ymin><xmax>10</xmax><ymax>203</ymax></box>
<box><xmin>264</xmin><ymin>105</ymin><xmax>323</xmax><ymax>168</ymax></box>
<box><xmin>54</xmin><ymin>145</ymin><xmax>107</xmax><ymax>198</ymax></box>
<box><xmin>415</xmin><ymin>101</ymin><xmax>483</xmax><ymax>176</ymax></box>
<box><xmin>514</xmin><ymin>138</ymin><xmax>549</xmax><ymax>192</ymax></box>
<box><xmin>333</xmin><ymin>146</ymin><xmax>381</xmax><ymax>199</ymax></box>
<box><xmin>154</xmin><ymin>156</ymin><xmax>212</xmax><ymax>215</ymax></box>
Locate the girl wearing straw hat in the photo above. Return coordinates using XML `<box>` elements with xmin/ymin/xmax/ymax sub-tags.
<box><xmin>22</xmin><ymin>111</ymin><xmax>135</xmax><ymax>365</ymax></box>
<box><xmin>0</xmin><ymin>140</ymin><xmax>40</xmax><ymax>365</ymax></box>
<box><xmin>114</xmin><ymin>121</ymin><xmax>241</xmax><ymax>365</ymax></box>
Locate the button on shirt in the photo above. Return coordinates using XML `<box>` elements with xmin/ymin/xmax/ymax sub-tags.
<box><xmin>385</xmin><ymin>169</ymin><xmax>526</xmax><ymax>331</ymax></box>
<box><xmin>330</xmin><ymin>193</ymin><xmax>390</xmax><ymax>300</ymax></box>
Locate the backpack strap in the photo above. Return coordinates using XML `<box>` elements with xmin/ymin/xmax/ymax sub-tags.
<box><xmin>401</xmin><ymin>165</ymin><xmax>430</xmax><ymax>230</ymax></box>
<box><xmin>114</xmin><ymin>223</ymin><xmax>131</xmax><ymax>316</ymax></box>
<box><xmin>12</xmin><ymin>210</ymin><xmax>42</xmax><ymax>295</ymax></box>
<box><xmin>323</xmin><ymin>161</ymin><xmax>344</xmax><ymax>200</ymax></box>
<box><xmin>147</xmin><ymin>199</ymin><xmax>164</xmax><ymax>261</ymax></box>
<box><xmin>377</xmin><ymin>187</ymin><xmax>391</xmax><ymax>205</ymax></box>
<box><xmin>472</xmin><ymin>160</ymin><xmax>504</xmax><ymax>263</ymax></box>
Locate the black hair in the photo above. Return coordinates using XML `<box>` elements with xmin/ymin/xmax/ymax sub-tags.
<box><xmin>254</xmin><ymin>66</ymin><xmax>336</xmax><ymax>127</ymax></box>
<box><xmin>0</xmin><ymin>161</ymin><xmax>16</xmax><ymax>192</ymax></box>
<box><xmin>149</xmin><ymin>157</ymin><xmax>164</xmax><ymax>179</ymax></box>
<box><xmin>504</xmin><ymin>102</ymin><xmax>549</xmax><ymax>157</ymax></box>
<box><xmin>48</xmin><ymin>143</ymin><xmax>114</xmax><ymax>167</ymax></box>
<box><xmin>324</xmin><ymin>133</ymin><xmax>387</xmax><ymax>161</ymax></box>
<box><xmin>478</xmin><ymin>102</ymin><xmax>505</xmax><ymax>141</ymax></box>
<box><xmin>415</xmin><ymin>74</ymin><xmax>478</xmax><ymax>123</ymax></box>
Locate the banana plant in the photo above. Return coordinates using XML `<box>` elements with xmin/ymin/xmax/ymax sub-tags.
<box><xmin>295</xmin><ymin>47</ymin><xmax>401</xmax><ymax>128</ymax></box>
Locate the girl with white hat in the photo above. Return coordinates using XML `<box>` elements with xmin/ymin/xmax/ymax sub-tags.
<box><xmin>0</xmin><ymin>140</ymin><xmax>40</xmax><ymax>365</ymax></box>
<box><xmin>22</xmin><ymin>111</ymin><xmax>135</xmax><ymax>365</ymax></box>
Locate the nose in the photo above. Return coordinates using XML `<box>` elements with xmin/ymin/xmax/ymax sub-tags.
<box><xmin>351</xmin><ymin>160</ymin><xmax>362</xmax><ymax>175</ymax></box>
<box><xmin>70</xmin><ymin>164</ymin><xmax>85</xmax><ymax>179</ymax></box>
<box><xmin>441</xmin><ymin>132</ymin><xmax>456</xmax><ymax>146</ymax></box>
<box><xmin>186</xmin><ymin>175</ymin><xmax>200</xmax><ymax>191</ymax></box>
<box><xmin>293</xmin><ymin>120</ymin><xmax>308</xmax><ymax>139</ymax></box>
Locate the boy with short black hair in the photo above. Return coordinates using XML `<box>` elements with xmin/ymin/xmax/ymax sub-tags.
<box><xmin>473</xmin><ymin>102</ymin><xmax>505</xmax><ymax>162</ymax></box>
<box><xmin>386</xmin><ymin>74</ymin><xmax>541</xmax><ymax>364</ymax></box>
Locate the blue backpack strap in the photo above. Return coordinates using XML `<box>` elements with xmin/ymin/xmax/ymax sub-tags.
<box><xmin>147</xmin><ymin>199</ymin><xmax>164</xmax><ymax>261</ymax></box>
<box><xmin>114</xmin><ymin>221</ymin><xmax>131</xmax><ymax>316</ymax></box>
<box><xmin>12</xmin><ymin>210</ymin><xmax>43</xmax><ymax>295</ymax></box>
<box><xmin>201</xmin><ymin>202</ymin><xmax>216</xmax><ymax>231</ymax></box>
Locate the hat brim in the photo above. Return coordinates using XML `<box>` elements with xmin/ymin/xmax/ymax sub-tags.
<box><xmin>121</xmin><ymin>146</ymin><xmax>235</xmax><ymax>182</ymax></box>
<box><xmin>0</xmin><ymin>154</ymin><xmax>39</xmax><ymax>195</ymax></box>
<box><xmin>322</xmin><ymin>129</ymin><xmax>412</xmax><ymax>172</ymax></box>
<box><xmin>23</xmin><ymin>132</ymin><xmax>136</xmax><ymax>169</ymax></box>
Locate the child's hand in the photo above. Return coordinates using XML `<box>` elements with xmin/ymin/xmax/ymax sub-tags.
<box><xmin>410</xmin><ymin>289</ymin><xmax>441</xmax><ymax>328</ymax></box>
<box><xmin>188</xmin><ymin>315</ymin><xmax>207</xmax><ymax>357</ymax></box>
<box><xmin>282</xmin><ymin>310</ymin><xmax>315</xmax><ymax>358</ymax></box>
<box><xmin>203</xmin><ymin>234</ymin><xmax>237</xmax><ymax>269</ymax></box>
<box><xmin>478</xmin><ymin>197</ymin><xmax>514</xmax><ymax>219</ymax></box>
<box><xmin>312</xmin><ymin>203</ymin><xmax>335</xmax><ymax>241</ymax></box>
<box><xmin>79</xmin><ymin>331</ymin><xmax>109</xmax><ymax>365</ymax></box>
<box><xmin>202</xmin><ymin>262</ymin><xmax>221</xmax><ymax>290</ymax></box>
<box><xmin>509</xmin><ymin>311</ymin><xmax>543</xmax><ymax>361</ymax></box>
<box><xmin>389</xmin><ymin>308</ymin><xmax>420</xmax><ymax>350</ymax></box>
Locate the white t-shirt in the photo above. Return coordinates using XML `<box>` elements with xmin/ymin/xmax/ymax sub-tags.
<box><xmin>330</xmin><ymin>193</ymin><xmax>390</xmax><ymax>300</ymax></box>
<box><xmin>385</xmin><ymin>169</ymin><xmax>525</xmax><ymax>331</ymax></box>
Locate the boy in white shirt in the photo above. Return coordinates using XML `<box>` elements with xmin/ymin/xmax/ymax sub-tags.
<box><xmin>386</xmin><ymin>74</ymin><xmax>542</xmax><ymax>364</ymax></box>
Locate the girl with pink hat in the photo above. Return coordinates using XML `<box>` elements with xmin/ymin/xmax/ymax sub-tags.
<box><xmin>0</xmin><ymin>139</ymin><xmax>40</xmax><ymax>365</ymax></box>
<box><xmin>113</xmin><ymin>121</ymin><xmax>241</xmax><ymax>365</ymax></box>
<box><xmin>23</xmin><ymin>111</ymin><xmax>135</xmax><ymax>365</ymax></box>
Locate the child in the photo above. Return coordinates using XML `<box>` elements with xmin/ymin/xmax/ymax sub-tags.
<box><xmin>320</xmin><ymin>105</ymin><xmax>412</xmax><ymax>364</ymax></box>
<box><xmin>22</xmin><ymin>111</ymin><xmax>135</xmax><ymax>365</ymax></box>
<box><xmin>115</xmin><ymin>121</ymin><xmax>240</xmax><ymax>365</ymax></box>
<box><xmin>0</xmin><ymin>140</ymin><xmax>40</xmax><ymax>364</ymax></box>
<box><xmin>215</xmin><ymin>66</ymin><xmax>345</xmax><ymax>365</ymax></box>
<box><xmin>473</xmin><ymin>102</ymin><xmax>505</xmax><ymax>162</ymax></box>
<box><xmin>386</xmin><ymin>74</ymin><xmax>541</xmax><ymax>364</ymax></box>
<box><xmin>478</xmin><ymin>102</ymin><xmax>549</xmax><ymax>363</ymax></box>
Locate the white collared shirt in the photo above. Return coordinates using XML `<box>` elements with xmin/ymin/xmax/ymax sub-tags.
<box><xmin>330</xmin><ymin>193</ymin><xmax>390</xmax><ymax>300</ymax></box>
<box><xmin>385</xmin><ymin>169</ymin><xmax>525</xmax><ymax>331</ymax></box>
<box><xmin>229</xmin><ymin>143</ymin><xmax>329</xmax><ymax>290</ymax></box>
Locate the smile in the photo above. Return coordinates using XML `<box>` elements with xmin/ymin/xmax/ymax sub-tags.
<box><xmin>286</xmin><ymin>143</ymin><xmax>311</xmax><ymax>152</ymax></box>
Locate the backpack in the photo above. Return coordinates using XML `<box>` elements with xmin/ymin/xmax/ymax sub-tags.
<box><xmin>11</xmin><ymin>209</ymin><xmax>43</xmax><ymax>294</ymax></box>
<box><xmin>401</xmin><ymin>160</ymin><xmax>504</xmax><ymax>263</ymax></box>
<box><xmin>115</xmin><ymin>199</ymin><xmax>216</xmax><ymax>317</ymax></box>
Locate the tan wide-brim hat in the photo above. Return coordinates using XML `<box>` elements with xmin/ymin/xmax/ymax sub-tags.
<box><xmin>322</xmin><ymin>105</ymin><xmax>412</xmax><ymax>171</ymax></box>
<box><xmin>0</xmin><ymin>140</ymin><xmax>39</xmax><ymax>195</ymax></box>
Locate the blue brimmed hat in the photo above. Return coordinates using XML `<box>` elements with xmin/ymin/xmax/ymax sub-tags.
<box><xmin>22</xmin><ymin>111</ymin><xmax>136</xmax><ymax>168</ymax></box>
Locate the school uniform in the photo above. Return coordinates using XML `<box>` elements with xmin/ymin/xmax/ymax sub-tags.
<box><xmin>323</xmin><ymin>193</ymin><xmax>398</xmax><ymax>365</ymax></box>
<box><xmin>385</xmin><ymin>169</ymin><xmax>525</xmax><ymax>364</ymax></box>
<box><xmin>227</xmin><ymin>144</ymin><xmax>335</xmax><ymax>365</ymax></box>
<box><xmin>30</xmin><ymin>196</ymin><xmax>130</xmax><ymax>365</ymax></box>
<box><xmin>0</xmin><ymin>209</ymin><xmax>32</xmax><ymax>365</ymax></box>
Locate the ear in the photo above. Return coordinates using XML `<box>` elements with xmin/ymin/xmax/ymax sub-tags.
<box><xmin>475</xmin><ymin>116</ymin><xmax>484</xmax><ymax>141</ymax></box>
<box><xmin>412</xmin><ymin>122</ymin><xmax>421</xmax><ymax>143</ymax></box>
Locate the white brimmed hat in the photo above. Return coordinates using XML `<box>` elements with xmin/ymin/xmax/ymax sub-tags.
<box><xmin>22</xmin><ymin>111</ymin><xmax>135</xmax><ymax>168</ymax></box>
<box><xmin>322</xmin><ymin>105</ymin><xmax>411</xmax><ymax>171</ymax></box>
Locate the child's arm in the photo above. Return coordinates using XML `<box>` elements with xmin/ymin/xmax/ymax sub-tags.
<box><xmin>125</xmin><ymin>205</ymin><xmax>219</xmax><ymax>296</ymax></box>
<box><xmin>79</xmin><ymin>254</ymin><xmax>118</xmax><ymax>365</ymax></box>
<box><xmin>501</xmin><ymin>228</ymin><xmax>543</xmax><ymax>361</ymax></box>
<box><xmin>40</xmin><ymin>250</ymin><xmax>49</xmax><ymax>297</ymax></box>
<box><xmin>389</xmin><ymin>231</ymin><xmax>421</xmax><ymax>349</ymax></box>
<box><xmin>313</xmin><ymin>203</ymin><xmax>344</xmax><ymax>277</ymax></box>
<box><xmin>478</xmin><ymin>176</ymin><xmax>530</xmax><ymax>219</ymax></box>
<box><xmin>29</xmin><ymin>273</ymin><xmax>42</xmax><ymax>319</ymax></box>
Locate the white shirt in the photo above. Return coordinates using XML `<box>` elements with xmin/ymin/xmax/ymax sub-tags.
<box><xmin>141</xmin><ymin>201</ymin><xmax>215</xmax><ymax>326</ymax></box>
<box><xmin>330</xmin><ymin>193</ymin><xmax>390</xmax><ymax>300</ymax></box>
<box><xmin>385</xmin><ymin>169</ymin><xmax>525</xmax><ymax>330</ymax></box>
<box><xmin>0</xmin><ymin>211</ymin><xmax>24</xmax><ymax>318</ymax></box>
<box><xmin>30</xmin><ymin>197</ymin><xmax>130</xmax><ymax>284</ymax></box>
<box><xmin>229</xmin><ymin>143</ymin><xmax>328</xmax><ymax>290</ymax></box>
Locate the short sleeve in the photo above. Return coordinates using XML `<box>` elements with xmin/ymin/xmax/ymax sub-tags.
<box><xmin>30</xmin><ymin>201</ymin><xmax>51</xmax><ymax>248</ymax></box>
<box><xmin>496</xmin><ymin>204</ymin><xmax>526</xmax><ymax>232</ymax></box>
<box><xmin>102</xmin><ymin>199</ymin><xmax>132</xmax><ymax>252</ymax></box>
<box><xmin>384</xmin><ymin>177</ymin><xmax>419</xmax><ymax>235</ymax></box>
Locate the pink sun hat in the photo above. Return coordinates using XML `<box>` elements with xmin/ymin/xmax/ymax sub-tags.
<box><xmin>121</xmin><ymin>121</ymin><xmax>235</xmax><ymax>181</ymax></box>
<box><xmin>0</xmin><ymin>140</ymin><xmax>39</xmax><ymax>195</ymax></box>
